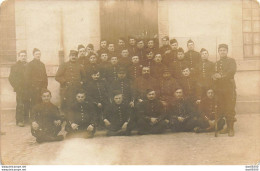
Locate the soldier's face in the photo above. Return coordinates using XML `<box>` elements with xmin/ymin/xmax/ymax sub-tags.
<box><xmin>182</xmin><ymin>68</ymin><xmax>190</xmax><ymax>77</ymax></box>
<box><xmin>170</xmin><ymin>43</ymin><xmax>178</xmax><ymax>50</ymax></box>
<box><xmin>86</xmin><ymin>47</ymin><xmax>94</xmax><ymax>54</ymax></box>
<box><xmin>76</xmin><ymin>93</ymin><xmax>86</xmax><ymax>103</ymax></box>
<box><xmin>110</xmin><ymin>57</ymin><xmax>118</xmax><ymax>65</ymax></box>
<box><xmin>201</xmin><ymin>51</ymin><xmax>209</xmax><ymax>60</ymax></box>
<box><xmin>18</xmin><ymin>53</ymin><xmax>27</xmax><ymax>63</ymax></box>
<box><xmin>118</xmin><ymin>73</ymin><xmax>126</xmax><ymax>79</ymax></box>
<box><xmin>100</xmin><ymin>53</ymin><xmax>108</xmax><ymax>62</ymax></box>
<box><xmin>146</xmin><ymin>52</ymin><xmax>154</xmax><ymax>60</ymax></box>
<box><xmin>114</xmin><ymin>94</ymin><xmax>123</xmax><ymax>104</ymax></box>
<box><xmin>129</xmin><ymin>39</ymin><xmax>136</xmax><ymax>46</ymax></box>
<box><xmin>162</xmin><ymin>39</ymin><xmax>169</xmax><ymax>46</ymax></box>
<box><xmin>177</xmin><ymin>52</ymin><xmax>185</xmax><ymax>60</ymax></box>
<box><xmin>33</xmin><ymin>51</ymin><xmax>41</xmax><ymax>60</ymax></box>
<box><xmin>137</xmin><ymin>41</ymin><xmax>144</xmax><ymax>49</ymax></box>
<box><xmin>118</xmin><ymin>40</ymin><xmax>125</xmax><ymax>47</ymax></box>
<box><xmin>147</xmin><ymin>40</ymin><xmax>154</xmax><ymax>49</ymax></box>
<box><xmin>163</xmin><ymin>72</ymin><xmax>171</xmax><ymax>79</ymax></box>
<box><xmin>100</xmin><ymin>41</ymin><xmax>107</xmax><ymax>48</ymax></box>
<box><xmin>147</xmin><ymin>91</ymin><xmax>156</xmax><ymax>100</ymax></box>
<box><xmin>108</xmin><ymin>44</ymin><xmax>115</xmax><ymax>52</ymax></box>
<box><xmin>69</xmin><ymin>54</ymin><xmax>77</xmax><ymax>62</ymax></box>
<box><xmin>91</xmin><ymin>72</ymin><xmax>100</xmax><ymax>80</ymax></box>
<box><xmin>218</xmin><ymin>48</ymin><xmax>228</xmax><ymax>58</ymax></box>
<box><xmin>142</xmin><ymin>67</ymin><xmax>150</xmax><ymax>75</ymax></box>
<box><xmin>78</xmin><ymin>48</ymin><xmax>86</xmax><ymax>57</ymax></box>
<box><xmin>174</xmin><ymin>89</ymin><xmax>183</xmax><ymax>99</ymax></box>
<box><xmin>207</xmin><ymin>89</ymin><xmax>214</xmax><ymax>99</ymax></box>
<box><xmin>154</xmin><ymin>54</ymin><xmax>162</xmax><ymax>63</ymax></box>
<box><xmin>42</xmin><ymin>92</ymin><xmax>51</xmax><ymax>103</ymax></box>
<box><xmin>187</xmin><ymin>43</ymin><xmax>194</xmax><ymax>51</ymax></box>
<box><xmin>121</xmin><ymin>50</ymin><xmax>129</xmax><ymax>58</ymax></box>
<box><xmin>89</xmin><ymin>55</ymin><xmax>97</xmax><ymax>64</ymax></box>
<box><xmin>132</xmin><ymin>56</ymin><xmax>139</xmax><ymax>64</ymax></box>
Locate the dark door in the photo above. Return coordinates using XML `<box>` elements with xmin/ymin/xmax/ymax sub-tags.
<box><xmin>100</xmin><ymin>0</ymin><xmax>158</xmax><ymax>42</ymax></box>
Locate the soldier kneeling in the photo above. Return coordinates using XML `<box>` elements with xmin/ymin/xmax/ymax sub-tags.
<box><xmin>65</xmin><ymin>90</ymin><xmax>96</xmax><ymax>138</ymax></box>
<box><xmin>194</xmin><ymin>88</ymin><xmax>225</xmax><ymax>133</ymax></box>
<box><xmin>31</xmin><ymin>89</ymin><xmax>64</xmax><ymax>143</ymax></box>
<box><xmin>103</xmin><ymin>91</ymin><xmax>133</xmax><ymax>136</ymax></box>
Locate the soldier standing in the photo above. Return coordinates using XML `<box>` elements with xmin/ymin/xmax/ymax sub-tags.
<box><xmin>26</xmin><ymin>48</ymin><xmax>48</xmax><ymax>108</ymax></box>
<box><xmin>169</xmin><ymin>48</ymin><xmax>189</xmax><ymax>79</ymax></box>
<box><xmin>163</xmin><ymin>38</ymin><xmax>178</xmax><ymax>66</ymax></box>
<box><xmin>31</xmin><ymin>89</ymin><xmax>63</xmax><ymax>143</ymax></box>
<box><xmin>77</xmin><ymin>44</ymin><xmax>87</xmax><ymax>68</ymax></box>
<box><xmin>127</xmin><ymin>55</ymin><xmax>142</xmax><ymax>81</ymax></box>
<box><xmin>9</xmin><ymin>50</ymin><xmax>30</xmax><ymax>127</ymax></box>
<box><xmin>212</xmin><ymin>44</ymin><xmax>237</xmax><ymax>137</ymax></box>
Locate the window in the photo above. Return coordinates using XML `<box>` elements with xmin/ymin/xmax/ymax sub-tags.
<box><xmin>0</xmin><ymin>0</ymin><xmax>16</xmax><ymax>64</ymax></box>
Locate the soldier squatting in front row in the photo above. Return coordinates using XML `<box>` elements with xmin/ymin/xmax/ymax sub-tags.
<box><xmin>9</xmin><ymin>37</ymin><xmax>237</xmax><ymax>143</ymax></box>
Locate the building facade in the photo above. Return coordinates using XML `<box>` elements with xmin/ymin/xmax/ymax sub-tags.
<box><xmin>0</xmin><ymin>0</ymin><xmax>260</xmax><ymax>114</ymax></box>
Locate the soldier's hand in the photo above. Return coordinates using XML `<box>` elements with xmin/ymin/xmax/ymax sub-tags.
<box><xmin>87</xmin><ymin>125</ymin><xmax>94</xmax><ymax>132</ymax></box>
<box><xmin>178</xmin><ymin>117</ymin><xmax>185</xmax><ymax>122</ymax></box>
<box><xmin>165</xmin><ymin>50</ymin><xmax>171</xmax><ymax>54</ymax></box>
<box><xmin>213</xmin><ymin>73</ymin><xmax>222</xmax><ymax>79</ymax></box>
<box><xmin>208</xmin><ymin>120</ymin><xmax>215</xmax><ymax>127</ymax></box>
<box><xmin>150</xmin><ymin>118</ymin><xmax>158</xmax><ymax>124</ymax></box>
<box><xmin>104</xmin><ymin>119</ymin><xmax>111</xmax><ymax>127</ymax></box>
<box><xmin>97</xmin><ymin>103</ymin><xmax>102</xmax><ymax>108</ymax></box>
<box><xmin>196</xmin><ymin>100</ymin><xmax>201</xmax><ymax>104</ymax></box>
<box><xmin>32</xmin><ymin>122</ymin><xmax>39</xmax><ymax>130</ymax></box>
<box><xmin>122</xmin><ymin>122</ymin><xmax>128</xmax><ymax>131</ymax></box>
<box><xmin>54</xmin><ymin>120</ymin><xmax>61</xmax><ymax>126</ymax></box>
<box><xmin>129</xmin><ymin>101</ymin><xmax>134</xmax><ymax>108</ymax></box>
<box><xmin>165</xmin><ymin>119</ymin><xmax>170</xmax><ymax>124</ymax></box>
<box><xmin>80</xmin><ymin>81</ymin><xmax>83</xmax><ymax>85</ymax></box>
<box><xmin>71</xmin><ymin>123</ymin><xmax>79</xmax><ymax>130</ymax></box>
<box><xmin>138</xmin><ymin>99</ymin><xmax>143</xmax><ymax>103</ymax></box>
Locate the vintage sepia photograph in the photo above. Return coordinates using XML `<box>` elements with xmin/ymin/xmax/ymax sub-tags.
<box><xmin>0</xmin><ymin>0</ymin><xmax>260</xmax><ymax>168</ymax></box>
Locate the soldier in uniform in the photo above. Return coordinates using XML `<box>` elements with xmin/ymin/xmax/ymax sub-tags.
<box><xmin>31</xmin><ymin>89</ymin><xmax>63</xmax><ymax>143</ymax></box>
<box><xmin>77</xmin><ymin>44</ymin><xmax>87</xmax><ymax>68</ymax></box>
<box><xmin>184</xmin><ymin>39</ymin><xmax>201</xmax><ymax>76</ymax></box>
<box><xmin>99</xmin><ymin>51</ymin><xmax>110</xmax><ymax>79</ymax></box>
<box><xmin>169</xmin><ymin>47</ymin><xmax>189</xmax><ymax>79</ymax></box>
<box><xmin>110</xmin><ymin>68</ymin><xmax>134</xmax><ymax>107</ymax></box>
<box><xmin>119</xmin><ymin>48</ymin><xmax>131</xmax><ymax>68</ymax></box>
<box><xmin>105</xmin><ymin>56</ymin><xmax>120</xmax><ymax>83</ymax></box>
<box><xmin>103</xmin><ymin>91</ymin><xmax>133</xmax><ymax>136</ymax></box>
<box><xmin>142</xmin><ymin>49</ymin><xmax>154</xmax><ymax>68</ymax></box>
<box><xmin>86</xmin><ymin>44</ymin><xmax>95</xmax><ymax>56</ymax></box>
<box><xmin>107</xmin><ymin>42</ymin><xmax>117</xmax><ymax>58</ymax></box>
<box><xmin>85</xmin><ymin>53</ymin><xmax>101</xmax><ymax>81</ymax></box>
<box><xmin>136</xmin><ymin>89</ymin><xmax>168</xmax><ymax>135</ymax></box>
<box><xmin>159</xmin><ymin>36</ymin><xmax>171</xmax><ymax>56</ymax></box>
<box><xmin>163</xmin><ymin>38</ymin><xmax>178</xmax><ymax>66</ymax></box>
<box><xmin>65</xmin><ymin>90</ymin><xmax>96</xmax><ymax>138</ymax></box>
<box><xmin>194</xmin><ymin>88</ymin><xmax>225</xmax><ymax>133</ymax></box>
<box><xmin>136</xmin><ymin>39</ymin><xmax>146</xmax><ymax>63</ymax></box>
<box><xmin>167</xmin><ymin>88</ymin><xmax>199</xmax><ymax>132</ymax></box>
<box><xmin>9</xmin><ymin>50</ymin><xmax>30</xmax><ymax>127</ymax></box>
<box><xmin>117</xmin><ymin>37</ymin><xmax>126</xmax><ymax>55</ymax></box>
<box><xmin>150</xmin><ymin>53</ymin><xmax>165</xmax><ymax>80</ymax></box>
<box><xmin>26</xmin><ymin>48</ymin><xmax>48</xmax><ymax>108</ymax></box>
<box><xmin>196</xmin><ymin>48</ymin><xmax>215</xmax><ymax>102</ymax></box>
<box><xmin>55</xmin><ymin>50</ymin><xmax>86</xmax><ymax>115</ymax></box>
<box><xmin>127</xmin><ymin>36</ymin><xmax>137</xmax><ymax>56</ymax></box>
<box><xmin>133</xmin><ymin>67</ymin><xmax>159</xmax><ymax>103</ymax></box>
<box><xmin>146</xmin><ymin>38</ymin><xmax>157</xmax><ymax>53</ymax></box>
<box><xmin>86</xmin><ymin>70</ymin><xmax>110</xmax><ymax>128</ymax></box>
<box><xmin>97</xmin><ymin>39</ymin><xmax>108</xmax><ymax>57</ymax></box>
<box><xmin>127</xmin><ymin>55</ymin><xmax>142</xmax><ymax>81</ymax></box>
<box><xmin>212</xmin><ymin>44</ymin><xmax>237</xmax><ymax>137</ymax></box>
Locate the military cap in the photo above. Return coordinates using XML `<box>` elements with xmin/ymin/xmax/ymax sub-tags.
<box><xmin>78</xmin><ymin>44</ymin><xmax>85</xmax><ymax>50</ymax></box>
<box><xmin>170</xmin><ymin>39</ymin><xmax>178</xmax><ymax>44</ymax></box>
<box><xmin>69</xmin><ymin>50</ymin><xmax>77</xmax><ymax>56</ymax></box>
<box><xmin>146</xmin><ymin>89</ymin><xmax>156</xmax><ymax>94</ymax></box>
<box><xmin>18</xmin><ymin>50</ymin><xmax>27</xmax><ymax>55</ymax></box>
<box><xmin>187</xmin><ymin>39</ymin><xmax>194</xmax><ymax>44</ymax></box>
<box><xmin>200</xmin><ymin>48</ymin><xmax>208</xmax><ymax>53</ymax></box>
<box><xmin>218</xmin><ymin>44</ymin><xmax>228</xmax><ymax>50</ymax></box>
<box><xmin>177</xmin><ymin>47</ymin><xmax>184</xmax><ymax>53</ymax></box>
<box><xmin>87</xmin><ymin>44</ymin><xmax>94</xmax><ymax>49</ymax></box>
<box><xmin>112</xmin><ymin>90</ymin><xmax>123</xmax><ymax>96</ymax></box>
<box><xmin>33</xmin><ymin>48</ymin><xmax>40</xmax><ymax>54</ymax></box>
<box><xmin>89</xmin><ymin>69</ymin><xmax>100</xmax><ymax>75</ymax></box>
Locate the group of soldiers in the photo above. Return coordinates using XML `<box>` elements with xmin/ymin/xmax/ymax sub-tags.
<box><xmin>9</xmin><ymin>36</ymin><xmax>237</xmax><ymax>143</ymax></box>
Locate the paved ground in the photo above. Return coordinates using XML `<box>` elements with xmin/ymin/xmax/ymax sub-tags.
<box><xmin>0</xmin><ymin>111</ymin><xmax>259</xmax><ymax>165</ymax></box>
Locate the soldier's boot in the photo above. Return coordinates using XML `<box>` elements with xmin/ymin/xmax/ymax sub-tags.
<box><xmin>228</xmin><ymin>121</ymin><xmax>235</xmax><ymax>137</ymax></box>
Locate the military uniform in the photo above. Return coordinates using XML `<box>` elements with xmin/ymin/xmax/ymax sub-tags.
<box><xmin>104</xmin><ymin>102</ymin><xmax>133</xmax><ymax>136</ymax></box>
<box><xmin>184</xmin><ymin>50</ymin><xmax>201</xmax><ymax>75</ymax></box>
<box><xmin>214</xmin><ymin>56</ymin><xmax>237</xmax><ymax>130</ymax></box>
<box><xmin>128</xmin><ymin>45</ymin><xmax>137</xmax><ymax>57</ymax></box>
<box><xmin>105</xmin><ymin>64</ymin><xmax>120</xmax><ymax>83</ymax></box>
<box><xmin>163</xmin><ymin>49</ymin><xmax>177</xmax><ymax>66</ymax></box>
<box><xmin>159</xmin><ymin>77</ymin><xmax>180</xmax><ymax>103</ymax></box>
<box><xmin>55</xmin><ymin>60</ymin><xmax>86</xmax><ymax>114</ymax></box>
<box><xmin>196</xmin><ymin>60</ymin><xmax>215</xmax><ymax>100</ymax></box>
<box><xmin>9</xmin><ymin>61</ymin><xmax>30</xmax><ymax>124</ymax></box>
<box><xmin>127</xmin><ymin>63</ymin><xmax>142</xmax><ymax>81</ymax></box>
<box><xmin>136</xmin><ymin>48</ymin><xmax>146</xmax><ymax>63</ymax></box>
<box><xmin>119</xmin><ymin>56</ymin><xmax>131</xmax><ymax>68</ymax></box>
<box><xmin>169</xmin><ymin>59</ymin><xmax>189</xmax><ymax>79</ymax></box>
<box><xmin>31</xmin><ymin>102</ymin><xmax>63</xmax><ymax>143</ymax></box>
<box><xmin>26</xmin><ymin>59</ymin><xmax>48</xmax><ymax>107</ymax></box>
<box><xmin>159</xmin><ymin>45</ymin><xmax>171</xmax><ymax>56</ymax></box>
<box><xmin>178</xmin><ymin>76</ymin><xmax>197</xmax><ymax>103</ymax></box>
<box><xmin>150</xmin><ymin>62</ymin><xmax>166</xmax><ymax>80</ymax></box>
<box><xmin>85</xmin><ymin>63</ymin><xmax>101</xmax><ymax>80</ymax></box>
<box><xmin>65</xmin><ymin>100</ymin><xmax>96</xmax><ymax>137</ymax></box>
<box><xmin>110</xmin><ymin>78</ymin><xmax>133</xmax><ymax>104</ymax></box>
<box><xmin>136</xmin><ymin>99</ymin><xmax>167</xmax><ymax>134</ymax></box>
<box><xmin>167</xmin><ymin>98</ymin><xmax>199</xmax><ymax>132</ymax></box>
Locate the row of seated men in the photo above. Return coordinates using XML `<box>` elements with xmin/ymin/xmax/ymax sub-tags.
<box><xmin>8</xmin><ymin>37</ymin><xmax>237</xmax><ymax>143</ymax></box>
<box><xmin>30</xmin><ymin>86</ymin><xmax>224</xmax><ymax>143</ymax></box>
